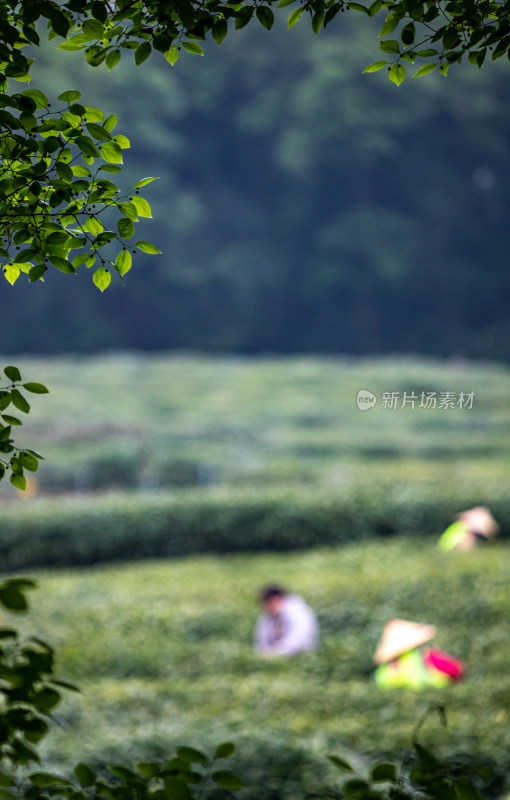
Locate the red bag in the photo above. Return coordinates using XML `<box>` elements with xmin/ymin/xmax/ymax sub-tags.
<box><xmin>424</xmin><ymin>647</ymin><xmax>465</xmax><ymax>680</ymax></box>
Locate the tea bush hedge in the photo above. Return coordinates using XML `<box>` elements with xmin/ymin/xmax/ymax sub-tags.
<box><xmin>2</xmin><ymin>484</ymin><xmax>509</xmax><ymax>570</ymax></box>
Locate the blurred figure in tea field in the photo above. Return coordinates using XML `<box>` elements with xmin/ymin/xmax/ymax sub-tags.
<box><xmin>254</xmin><ymin>584</ymin><xmax>319</xmax><ymax>656</ymax></box>
<box><xmin>438</xmin><ymin>506</ymin><xmax>499</xmax><ymax>553</ymax></box>
<box><xmin>373</xmin><ymin>618</ymin><xmax>464</xmax><ymax>690</ymax></box>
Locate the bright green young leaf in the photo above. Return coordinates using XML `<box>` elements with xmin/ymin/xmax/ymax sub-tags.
<box><xmin>165</xmin><ymin>46</ymin><xmax>179</xmax><ymax>65</ymax></box>
<box><xmin>363</xmin><ymin>60</ymin><xmax>388</xmax><ymax>72</ymax></box>
<box><xmin>288</xmin><ymin>7</ymin><xmax>303</xmax><ymax>27</ymax></box>
<box><xmin>379</xmin><ymin>15</ymin><xmax>399</xmax><ymax>35</ymax></box>
<box><xmin>115</xmin><ymin>249</ymin><xmax>132</xmax><ymax>276</ymax></box>
<box><xmin>100</xmin><ymin>141</ymin><xmax>123</xmax><ymax>163</ymax></box>
<box><xmin>22</xmin><ymin>89</ymin><xmax>48</xmax><ymax>108</ymax></box>
<box><xmin>389</xmin><ymin>63</ymin><xmax>406</xmax><ymax>84</ymax></box>
<box><xmin>130</xmin><ymin>196</ymin><xmax>152</xmax><ymax>217</ymax></box>
<box><xmin>92</xmin><ymin>266</ymin><xmax>111</xmax><ymax>291</ymax></box>
<box><xmin>3</xmin><ymin>265</ymin><xmax>20</xmax><ymax>285</ymax></box>
<box><xmin>413</xmin><ymin>62</ymin><xmax>437</xmax><ymax>76</ymax></box>
<box><xmin>135</xmin><ymin>240</ymin><xmax>162</xmax><ymax>254</ymax></box>
<box><xmin>120</xmin><ymin>202</ymin><xmax>139</xmax><ymax>221</ymax></box>
<box><xmin>380</xmin><ymin>39</ymin><xmax>400</xmax><ymax>53</ymax></box>
<box><xmin>58</xmin><ymin>90</ymin><xmax>81</xmax><ymax>103</ymax></box>
<box><xmin>112</xmin><ymin>134</ymin><xmax>130</xmax><ymax>149</ymax></box>
<box><xmin>134</xmin><ymin>176</ymin><xmax>159</xmax><ymax>188</ymax></box>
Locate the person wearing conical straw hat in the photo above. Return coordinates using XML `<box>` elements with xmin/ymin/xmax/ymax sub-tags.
<box><xmin>373</xmin><ymin>619</ymin><xmax>464</xmax><ymax>689</ymax></box>
<box><xmin>438</xmin><ymin>506</ymin><xmax>499</xmax><ymax>553</ymax></box>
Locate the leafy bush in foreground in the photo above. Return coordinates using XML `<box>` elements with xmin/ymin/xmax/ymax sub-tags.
<box><xmin>1</xmin><ymin>484</ymin><xmax>509</xmax><ymax>570</ymax></box>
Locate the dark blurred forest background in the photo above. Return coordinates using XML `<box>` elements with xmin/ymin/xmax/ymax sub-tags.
<box><xmin>4</xmin><ymin>14</ymin><xmax>510</xmax><ymax>360</ymax></box>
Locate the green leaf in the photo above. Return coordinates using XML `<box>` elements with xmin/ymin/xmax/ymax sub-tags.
<box><xmin>134</xmin><ymin>176</ymin><xmax>159</xmax><ymax>188</ymax></box>
<box><xmin>10</xmin><ymin>473</ymin><xmax>27</xmax><ymax>492</ymax></box>
<box><xmin>371</xmin><ymin>763</ymin><xmax>397</xmax><ymax>782</ymax></box>
<box><xmin>256</xmin><ymin>6</ymin><xmax>274</xmax><ymax>29</ymax></box>
<box><xmin>388</xmin><ymin>63</ymin><xmax>406</xmax><ymax>84</ymax></box>
<box><xmin>130</xmin><ymin>196</ymin><xmax>152</xmax><ymax>217</ymax></box>
<box><xmin>104</xmin><ymin>114</ymin><xmax>118</xmax><ymax>133</ymax></box>
<box><xmin>22</xmin><ymin>89</ymin><xmax>48</xmax><ymax>109</ymax></box>
<box><xmin>3</xmin><ymin>265</ymin><xmax>20</xmax><ymax>285</ymax></box>
<box><xmin>101</xmin><ymin>141</ymin><xmax>123</xmax><ymax>164</ymax></box>
<box><xmin>182</xmin><ymin>41</ymin><xmax>204</xmax><ymax>55</ymax></box>
<box><xmin>164</xmin><ymin>778</ymin><xmax>192</xmax><ymax>800</ymax></box>
<box><xmin>11</xmin><ymin>389</ymin><xmax>30</xmax><ymax>414</ymax></box>
<box><xmin>50</xmin><ymin>256</ymin><xmax>76</xmax><ymax>274</ymax></box>
<box><xmin>288</xmin><ymin>7</ymin><xmax>303</xmax><ymax>27</ymax></box>
<box><xmin>347</xmin><ymin>2</ymin><xmax>369</xmax><ymax>13</ymax></box>
<box><xmin>23</xmin><ymin>383</ymin><xmax>49</xmax><ymax>394</ymax></box>
<box><xmin>379</xmin><ymin>15</ymin><xmax>399</xmax><ymax>35</ymax></box>
<box><xmin>211</xmin><ymin>771</ymin><xmax>243</xmax><ymax>790</ymax></box>
<box><xmin>58</xmin><ymin>90</ymin><xmax>81</xmax><ymax>103</ymax></box>
<box><xmin>212</xmin><ymin>20</ymin><xmax>228</xmax><ymax>44</ymax></box>
<box><xmin>118</xmin><ymin>218</ymin><xmax>136</xmax><ymax>239</ymax></box>
<box><xmin>135</xmin><ymin>41</ymin><xmax>152</xmax><ymax>65</ymax></box>
<box><xmin>120</xmin><ymin>202</ymin><xmax>139</xmax><ymax>221</ymax></box>
<box><xmin>86</xmin><ymin>122</ymin><xmax>112</xmax><ymax>140</ymax></box>
<box><xmin>215</xmin><ymin>743</ymin><xmax>235</xmax><ymax>759</ymax></box>
<box><xmin>0</xmin><ymin>584</ymin><xmax>27</xmax><ymax>609</ymax></box>
<box><xmin>2</xmin><ymin>414</ymin><xmax>22</xmax><ymax>425</ymax></box>
<box><xmin>112</xmin><ymin>134</ymin><xmax>130</xmax><ymax>149</ymax></box>
<box><xmin>115</xmin><ymin>250</ymin><xmax>132</xmax><ymax>276</ymax></box>
<box><xmin>135</xmin><ymin>240</ymin><xmax>162</xmax><ymax>254</ymax></box>
<box><xmin>165</xmin><ymin>47</ymin><xmax>179</xmax><ymax>65</ymax></box>
<box><xmin>74</xmin><ymin>763</ymin><xmax>96</xmax><ymax>787</ymax></box>
<box><xmin>176</xmin><ymin>747</ymin><xmax>208</xmax><ymax>763</ymax></box>
<box><xmin>4</xmin><ymin>366</ymin><xmax>21</xmax><ymax>383</ymax></box>
<box><xmin>413</xmin><ymin>62</ymin><xmax>437</xmax><ymax>77</ymax></box>
<box><xmin>106</xmin><ymin>49</ymin><xmax>121</xmax><ymax>70</ymax></box>
<box><xmin>380</xmin><ymin>39</ymin><xmax>400</xmax><ymax>53</ymax></box>
<box><xmin>77</xmin><ymin>135</ymin><xmax>100</xmax><ymax>158</ymax></box>
<box><xmin>93</xmin><ymin>267</ymin><xmax>111</xmax><ymax>292</ymax></box>
<box><xmin>326</xmin><ymin>755</ymin><xmax>354</xmax><ymax>772</ymax></box>
<box><xmin>363</xmin><ymin>60</ymin><xmax>388</xmax><ymax>72</ymax></box>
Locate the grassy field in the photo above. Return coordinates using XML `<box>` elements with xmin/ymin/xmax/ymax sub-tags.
<box><xmin>10</xmin><ymin>538</ymin><xmax>509</xmax><ymax>798</ymax></box>
<box><xmin>1</xmin><ymin>353</ymin><xmax>509</xmax><ymax>496</ymax></box>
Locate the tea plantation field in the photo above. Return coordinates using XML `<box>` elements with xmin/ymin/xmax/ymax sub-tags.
<box><xmin>10</xmin><ymin>538</ymin><xmax>510</xmax><ymax>799</ymax></box>
<box><xmin>2</xmin><ymin>353</ymin><xmax>509</xmax><ymax>496</ymax></box>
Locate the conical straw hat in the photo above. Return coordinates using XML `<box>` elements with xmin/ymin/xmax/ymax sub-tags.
<box><xmin>373</xmin><ymin>619</ymin><xmax>437</xmax><ymax>665</ymax></box>
<box><xmin>457</xmin><ymin>506</ymin><xmax>499</xmax><ymax>539</ymax></box>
